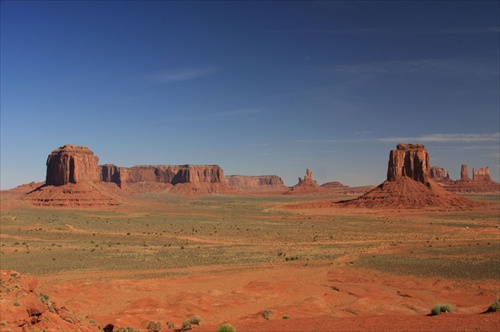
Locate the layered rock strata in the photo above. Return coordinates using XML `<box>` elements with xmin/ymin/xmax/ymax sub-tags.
<box><xmin>25</xmin><ymin>145</ymin><xmax>121</xmax><ymax>207</ymax></box>
<box><xmin>46</xmin><ymin>145</ymin><xmax>99</xmax><ymax>186</ymax></box>
<box><xmin>225</xmin><ymin>175</ymin><xmax>287</xmax><ymax>192</ymax></box>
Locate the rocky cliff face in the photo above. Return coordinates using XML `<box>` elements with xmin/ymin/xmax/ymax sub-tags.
<box><xmin>386</xmin><ymin>144</ymin><xmax>429</xmax><ymax>183</ymax></box>
<box><xmin>473</xmin><ymin>167</ymin><xmax>491</xmax><ymax>181</ymax></box>
<box><xmin>430</xmin><ymin>166</ymin><xmax>448</xmax><ymax>181</ymax></box>
<box><xmin>226</xmin><ymin>175</ymin><xmax>287</xmax><ymax>192</ymax></box>
<box><xmin>46</xmin><ymin>145</ymin><xmax>100</xmax><ymax>186</ymax></box>
<box><xmin>99</xmin><ymin>164</ymin><xmax>225</xmax><ymax>186</ymax></box>
<box><xmin>460</xmin><ymin>165</ymin><xmax>470</xmax><ymax>181</ymax></box>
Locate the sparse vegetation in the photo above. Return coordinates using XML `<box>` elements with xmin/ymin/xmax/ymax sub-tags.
<box><xmin>430</xmin><ymin>304</ymin><xmax>453</xmax><ymax>315</ymax></box>
<box><xmin>283</xmin><ymin>314</ymin><xmax>290</xmax><ymax>319</ymax></box>
<box><xmin>147</xmin><ymin>320</ymin><xmax>161</xmax><ymax>332</ymax></box>
<box><xmin>217</xmin><ymin>323</ymin><xmax>237</xmax><ymax>332</ymax></box>
<box><xmin>487</xmin><ymin>299</ymin><xmax>500</xmax><ymax>312</ymax></box>
<box><xmin>262</xmin><ymin>309</ymin><xmax>273</xmax><ymax>320</ymax></box>
<box><xmin>116</xmin><ymin>327</ymin><xmax>139</xmax><ymax>332</ymax></box>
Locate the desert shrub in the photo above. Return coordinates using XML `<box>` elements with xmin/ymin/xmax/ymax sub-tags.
<box><xmin>217</xmin><ymin>323</ymin><xmax>237</xmax><ymax>332</ymax></box>
<box><xmin>180</xmin><ymin>315</ymin><xmax>202</xmax><ymax>330</ymax></box>
<box><xmin>430</xmin><ymin>304</ymin><xmax>453</xmax><ymax>315</ymax></box>
<box><xmin>116</xmin><ymin>328</ymin><xmax>139</xmax><ymax>332</ymax></box>
<box><xmin>487</xmin><ymin>299</ymin><xmax>500</xmax><ymax>312</ymax></box>
<box><xmin>283</xmin><ymin>314</ymin><xmax>290</xmax><ymax>319</ymax></box>
<box><xmin>147</xmin><ymin>320</ymin><xmax>161</xmax><ymax>332</ymax></box>
<box><xmin>262</xmin><ymin>309</ymin><xmax>273</xmax><ymax>320</ymax></box>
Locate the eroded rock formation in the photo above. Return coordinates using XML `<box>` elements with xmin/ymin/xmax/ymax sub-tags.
<box><xmin>226</xmin><ymin>175</ymin><xmax>287</xmax><ymax>192</ymax></box>
<box><xmin>339</xmin><ymin>144</ymin><xmax>478</xmax><ymax>209</ymax></box>
<box><xmin>473</xmin><ymin>167</ymin><xmax>491</xmax><ymax>182</ymax></box>
<box><xmin>290</xmin><ymin>169</ymin><xmax>324</xmax><ymax>193</ymax></box>
<box><xmin>99</xmin><ymin>164</ymin><xmax>232</xmax><ymax>195</ymax></box>
<box><xmin>387</xmin><ymin>144</ymin><xmax>429</xmax><ymax>183</ymax></box>
<box><xmin>46</xmin><ymin>145</ymin><xmax>100</xmax><ymax>186</ymax></box>
<box><xmin>430</xmin><ymin>166</ymin><xmax>449</xmax><ymax>181</ymax></box>
<box><xmin>25</xmin><ymin>145</ymin><xmax>122</xmax><ymax>207</ymax></box>
<box><xmin>461</xmin><ymin>165</ymin><xmax>470</xmax><ymax>181</ymax></box>
<box><xmin>442</xmin><ymin>165</ymin><xmax>499</xmax><ymax>193</ymax></box>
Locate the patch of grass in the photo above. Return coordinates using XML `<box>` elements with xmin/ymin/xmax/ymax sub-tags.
<box><xmin>283</xmin><ymin>314</ymin><xmax>290</xmax><ymax>319</ymax></box>
<box><xmin>217</xmin><ymin>323</ymin><xmax>237</xmax><ymax>332</ymax></box>
<box><xmin>430</xmin><ymin>304</ymin><xmax>453</xmax><ymax>315</ymax></box>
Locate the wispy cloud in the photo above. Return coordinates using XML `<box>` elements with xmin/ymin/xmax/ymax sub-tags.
<box><xmin>296</xmin><ymin>132</ymin><xmax>500</xmax><ymax>144</ymax></box>
<box><xmin>146</xmin><ymin>67</ymin><xmax>217</xmax><ymax>83</ymax></box>
<box><xmin>378</xmin><ymin>132</ymin><xmax>500</xmax><ymax>143</ymax></box>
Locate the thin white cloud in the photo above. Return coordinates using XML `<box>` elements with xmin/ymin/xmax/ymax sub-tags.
<box><xmin>378</xmin><ymin>132</ymin><xmax>500</xmax><ymax>143</ymax></box>
<box><xmin>146</xmin><ymin>67</ymin><xmax>217</xmax><ymax>83</ymax></box>
<box><xmin>296</xmin><ymin>132</ymin><xmax>500</xmax><ymax>144</ymax></box>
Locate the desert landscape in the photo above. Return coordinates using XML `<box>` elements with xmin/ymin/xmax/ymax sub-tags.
<box><xmin>0</xmin><ymin>143</ymin><xmax>499</xmax><ymax>332</ymax></box>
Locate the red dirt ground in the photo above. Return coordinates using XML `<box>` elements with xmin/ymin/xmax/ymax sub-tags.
<box><xmin>31</xmin><ymin>263</ymin><xmax>499</xmax><ymax>331</ymax></box>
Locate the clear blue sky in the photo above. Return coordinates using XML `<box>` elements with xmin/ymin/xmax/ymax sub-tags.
<box><xmin>1</xmin><ymin>1</ymin><xmax>499</xmax><ymax>189</ymax></box>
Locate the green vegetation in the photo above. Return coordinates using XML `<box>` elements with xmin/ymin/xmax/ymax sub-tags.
<box><xmin>283</xmin><ymin>314</ymin><xmax>290</xmax><ymax>319</ymax></box>
<box><xmin>217</xmin><ymin>323</ymin><xmax>237</xmax><ymax>332</ymax></box>
<box><xmin>487</xmin><ymin>299</ymin><xmax>500</xmax><ymax>312</ymax></box>
<box><xmin>430</xmin><ymin>304</ymin><xmax>453</xmax><ymax>315</ymax></box>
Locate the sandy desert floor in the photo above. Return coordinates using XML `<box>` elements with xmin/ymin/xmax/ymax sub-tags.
<box><xmin>1</xmin><ymin>192</ymin><xmax>499</xmax><ymax>331</ymax></box>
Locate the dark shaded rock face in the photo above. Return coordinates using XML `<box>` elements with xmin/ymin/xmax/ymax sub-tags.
<box><xmin>386</xmin><ymin>144</ymin><xmax>429</xmax><ymax>183</ymax></box>
<box><xmin>46</xmin><ymin>145</ymin><xmax>99</xmax><ymax>186</ymax></box>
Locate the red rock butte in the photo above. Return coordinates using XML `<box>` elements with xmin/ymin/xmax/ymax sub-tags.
<box><xmin>46</xmin><ymin>144</ymin><xmax>100</xmax><ymax>186</ymax></box>
<box><xmin>339</xmin><ymin>143</ymin><xmax>479</xmax><ymax>209</ymax></box>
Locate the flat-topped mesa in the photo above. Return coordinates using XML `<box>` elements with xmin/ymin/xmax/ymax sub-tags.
<box><xmin>473</xmin><ymin>167</ymin><xmax>491</xmax><ymax>182</ymax></box>
<box><xmin>99</xmin><ymin>164</ymin><xmax>226</xmax><ymax>187</ymax></box>
<box><xmin>430</xmin><ymin>166</ymin><xmax>446</xmax><ymax>181</ymax></box>
<box><xmin>387</xmin><ymin>143</ymin><xmax>429</xmax><ymax>183</ymax></box>
<box><xmin>225</xmin><ymin>175</ymin><xmax>287</xmax><ymax>192</ymax></box>
<box><xmin>46</xmin><ymin>144</ymin><xmax>100</xmax><ymax>186</ymax></box>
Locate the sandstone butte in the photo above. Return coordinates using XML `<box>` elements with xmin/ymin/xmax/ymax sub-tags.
<box><xmin>288</xmin><ymin>168</ymin><xmax>326</xmax><ymax>194</ymax></box>
<box><xmin>225</xmin><ymin>175</ymin><xmax>288</xmax><ymax>192</ymax></box>
<box><xmin>338</xmin><ymin>143</ymin><xmax>481</xmax><ymax>209</ymax></box>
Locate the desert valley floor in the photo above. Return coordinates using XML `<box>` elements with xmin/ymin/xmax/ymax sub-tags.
<box><xmin>1</xmin><ymin>191</ymin><xmax>499</xmax><ymax>331</ymax></box>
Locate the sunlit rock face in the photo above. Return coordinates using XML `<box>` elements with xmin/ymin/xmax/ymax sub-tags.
<box><xmin>46</xmin><ymin>145</ymin><xmax>100</xmax><ymax>186</ymax></box>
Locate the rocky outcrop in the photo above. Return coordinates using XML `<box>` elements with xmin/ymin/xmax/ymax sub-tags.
<box><xmin>99</xmin><ymin>164</ymin><xmax>232</xmax><ymax>195</ymax></box>
<box><xmin>226</xmin><ymin>175</ymin><xmax>287</xmax><ymax>192</ymax></box>
<box><xmin>461</xmin><ymin>164</ymin><xmax>470</xmax><ymax>181</ymax></box>
<box><xmin>25</xmin><ymin>145</ymin><xmax>122</xmax><ymax>207</ymax></box>
<box><xmin>290</xmin><ymin>169</ymin><xmax>324</xmax><ymax>193</ymax></box>
<box><xmin>430</xmin><ymin>166</ymin><xmax>449</xmax><ymax>181</ymax></box>
<box><xmin>46</xmin><ymin>145</ymin><xmax>100</xmax><ymax>186</ymax></box>
<box><xmin>473</xmin><ymin>167</ymin><xmax>491</xmax><ymax>181</ymax></box>
<box><xmin>339</xmin><ymin>144</ymin><xmax>478</xmax><ymax>209</ymax></box>
<box><xmin>0</xmin><ymin>270</ymin><xmax>97</xmax><ymax>331</ymax></box>
<box><xmin>441</xmin><ymin>165</ymin><xmax>499</xmax><ymax>193</ymax></box>
<box><xmin>386</xmin><ymin>144</ymin><xmax>429</xmax><ymax>183</ymax></box>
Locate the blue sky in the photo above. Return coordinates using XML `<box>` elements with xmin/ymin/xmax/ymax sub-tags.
<box><xmin>1</xmin><ymin>1</ymin><xmax>499</xmax><ymax>189</ymax></box>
